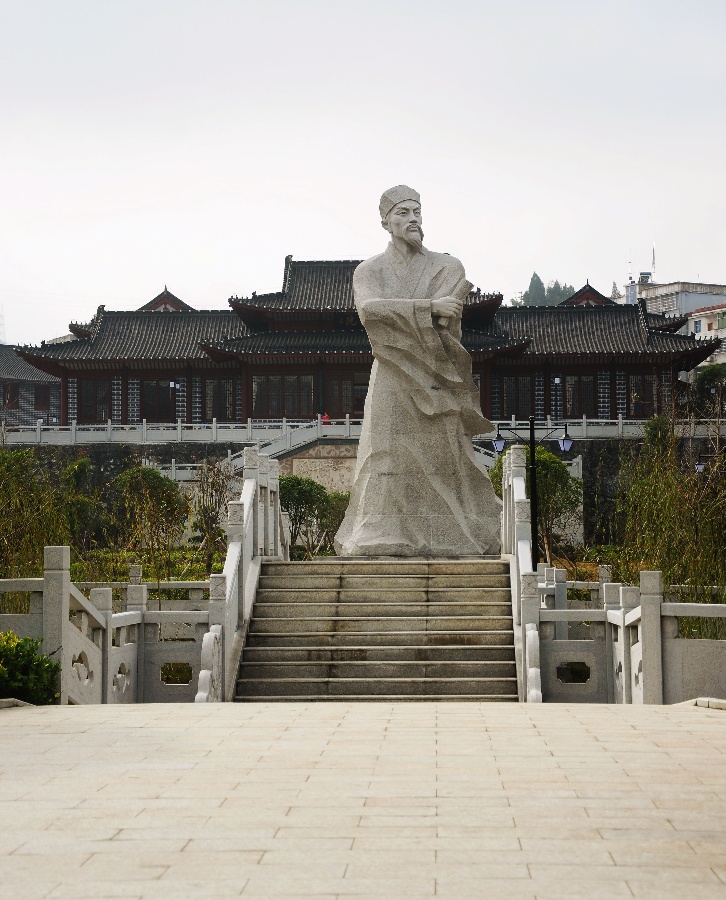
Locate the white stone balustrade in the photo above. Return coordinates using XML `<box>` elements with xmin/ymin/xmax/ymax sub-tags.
<box><xmin>0</xmin><ymin>452</ymin><xmax>289</xmax><ymax>705</ymax></box>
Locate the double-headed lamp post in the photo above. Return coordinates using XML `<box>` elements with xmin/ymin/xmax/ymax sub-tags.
<box><xmin>492</xmin><ymin>415</ymin><xmax>573</xmax><ymax>566</ymax></box>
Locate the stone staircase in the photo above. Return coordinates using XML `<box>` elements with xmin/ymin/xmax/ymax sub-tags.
<box><xmin>235</xmin><ymin>558</ymin><xmax>517</xmax><ymax>701</ymax></box>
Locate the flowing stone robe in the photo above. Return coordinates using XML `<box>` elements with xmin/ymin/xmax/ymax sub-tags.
<box><xmin>335</xmin><ymin>242</ymin><xmax>501</xmax><ymax>557</ymax></box>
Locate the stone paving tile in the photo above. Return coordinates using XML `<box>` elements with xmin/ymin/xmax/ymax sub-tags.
<box><xmin>0</xmin><ymin>884</ymin><xmax>62</xmax><ymax>900</ymax></box>
<box><xmin>437</xmin><ymin>877</ymin><xmax>631</xmax><ymax>899</ymax></box>
<box><xmin>1</xmin><ymin>702</ymin><xmax>725</xmax><ymax>898</ymax></box>
<box><xmin>242</xmin><ymin>874</ymin><xmax>437</xmax><ymax>896</ymax></box>
<box><xmin>628</xmin><ymin>885</ymin><xmax>726</xmax><ymax>899</ymax></box>
<box><xmin>13</xmin><ymin>836</ymin><xmax>190</xmax><ymax>855</ymax></box>
<box><xmin>529</xmin><ymin>863</ymin><xmax>722</xmax><ymax>884</ymax></box>
<box><xmin>47</xmin><ymin>880</ymin><xmax>246</xmax><ymax>898</ymax></box>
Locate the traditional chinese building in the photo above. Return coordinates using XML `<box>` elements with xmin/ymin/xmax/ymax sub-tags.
<box><xmin>0</xmin><ymin>344</ymin><xmax>60</xmax><ymax>427</ymax></box>
<box><xmin>18</xmin><ymin>289</ymin><xmax>243</xmax><ymax>426</ymax></box>
<box><xmin>19</xmin><ymin>260</ymin><xmax>719</xmax><ymax>426</ymax></box>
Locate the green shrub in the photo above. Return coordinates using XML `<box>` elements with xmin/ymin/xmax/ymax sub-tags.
<box><xmin>0</xmin><ymin>631</ymin><xmax>60</xmax><ymax>705</ymax></box>
<box><xmin>490</xmin><ymin>445</ymin><xmax>582</xmax><ymax>564</ymax></box>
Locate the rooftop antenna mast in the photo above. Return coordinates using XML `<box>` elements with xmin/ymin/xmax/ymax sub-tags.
<box><xmin>651</xmin><ymin>242</ymin><xmax>656</xmax><ymax>283</ymax></box>
<box><xmin>628</xmin><ymin>250</ymin><xmax>633</xmax><ymax>282</ymax></box>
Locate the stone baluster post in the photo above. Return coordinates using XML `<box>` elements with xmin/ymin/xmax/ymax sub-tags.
<box><xmin>639</xmin><ymin>570</ymin><xmax>664</xmax><ymax>705</ymax></box>
<box><xmin>126</xmin><ymin>574</ymin><xmax>148</xmax><ymax>703</ymax></box>
<box><xmin>209</xmin><ymin>573</ymin><xmax>227</xmax><ymax>697</ymax></box>
<box><xmin>598</xmin><ymin>565</ymin><xmax>612</xmax><ymax>608</ymax></box>
<box><xmin>209</xmin><ymin>574</ymin><xmax>226</xmax><ymax>629</ymax></box>
<box><xmin>259</xmin><ymin>454</ymin><xmax>271</xmax><ymax>556</ymax></box>
<box><xmin>43</xmin><ymin>546</ymin><xmax>71</xmax><ymax>705</ymax></box>
<box><xmin>227</xmin><ymin>500</ymin><xmax>245</xmax><ymax>629</ymax></box>
<box><xmin>269</xmin><ymin>459</ymin><xmax>280</xmax><ymax>558</ymax></box>
<box><xmin>243</xmin><ymin>446</ymin><xmax>260</xmax><ymax>555</ymax></box>
<box><xmin>511</xmin><ymin>446</ymin><xmax>532</xmax><ymax>568</ymax></box>
<box><xmin>619</xmin><ymin>585</ymin><xmax>640</xmax><ymax>704</ymax></box>
<box><xmin>501</xmin><ymin>451</ymin><xmax>511</xmax><ymax>555</ymax></box>
<box><xmin>553</xmin><ymin>568</ymin><xmax>567</xmax><ymax>641</ymax></box>
<box><xmin>91</xmin><ymin>587</ymin><xmax>113</xmax><ymax>704</ymax></box>
<box><xmin>603</xmin><ymin>581</ymin><xmax>621</xmax><ymax>703</ymax></box>
<box><xmin>520</xmin><ymin>570</ymin><xmax>540</xmax><ymax>701</ymax></box>
<box><xmin>542</xmin><ymin>568</ymin><xmax>555</xmax><ymax>610</ymax></box>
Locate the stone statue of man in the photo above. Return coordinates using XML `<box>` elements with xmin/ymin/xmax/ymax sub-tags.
<box><xmin>335</xmin><ymin>185</ymin><xmax>502</xmax><ymax>557</ymax></box>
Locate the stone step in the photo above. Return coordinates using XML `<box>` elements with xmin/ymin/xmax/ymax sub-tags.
<box><xmin>245</xmin><ymin>629</ymin><xmax>515</xmax><ymax>647</ymax></box>
<box><xmin>261</xmin><ymin>560</ymin><xmax>509</xmax><ymax>577</ymax></box>
<box><xmin>238</xmin><ymin>558</ymin><xmax>515</xmax><ymax>703</ymax></box>
<box><xmin>235</xmin><ymin>676</ymin><xmax>518</xmax><ymax>698</ymax></box>
<box><xmin>248</xmin><ymin>615</ymin><xmax>513</xmax><ymax>634</ymax></box>
<box><xmin>242</xmin><ymin>645</ymin><xmax>516</xmax><ymax>662</ymax></box>
<box><xmin>238</xmin><ymin>660</ymin><xmax>516</xmax><ymax>679</ymax></box>
<box><xmin>253</xmin><ymin>602</ymin><xmax>513</xmax><ymax>618</ymax></box>
<box><xmin>237</xmin><ymin>694</ymin><xmax>519</xmax><ymax>702</ymax></box>
<box><xmin>254</xmin><ymin>588</ymin><xmax>511</xmax><ymax>604</ymax></box>
<box><xmin>257</xmin><ymin>574</ymin><xmax>512</xmax><ymax>590</ymax></box>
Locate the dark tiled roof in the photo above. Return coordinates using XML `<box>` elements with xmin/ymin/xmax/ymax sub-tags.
<box><xmin>463</xmin><ymin>330</ymin><xmax>529</xmax><ymax>355</ymax></box>
<box><xmin>0</xmin><ymin>345</ymin><xmax>59</xmax><ymax>382</ymax></box>
<box><xmin>69</xmin><ymin>305</ymin><xmax>105</xmax><ymax>338</ymax></box>
<box><xmin>137</xmin><ymin>288</ymin><xmax>195</xmax><ymax>312</ymax></box>
<box><xmin>232</xmin><ymin>259</ymin><xmax>361</xmax><ymax>312</ymax></box>
<box><xmin>68</xmin><ymin>290</ymin><xmax>195</xmax><ymax>339</ymax></box>
<box><xmin>646</xmin><ymin>312</ymin><xmax>687</xmax><ymax>332</ymax></box>
<box><xmin>207</xmin><ymin>327</ymin><xmax>525</xmax><ymax>358</ymax></box>
<box><xmin>207</xmin><ymin>329</ymin><xmax>371</xmax><ymax>355</ymax></box>
<box><xmin>492</xmin><ymin>306</ymin><xmax>718</xmax><ymax>360</ymax></box>
<box><xmin>558</xmin><ymin>284</ymin><xmax>615</xmax><ymax>307</ymax></box>
<box><xmin>283</xmin><ymin>259</ymin><xmax>360</xmax><ymax>310</ymax></box>
<box><xmin>231</xmin><ymin>257</ymin><xmax>501</xmax><ymax>315</ymax></box>
<box><xmin>20</xmin><ymin>310</ymin><xmax>244</xmax><ymax>362</ymax></box>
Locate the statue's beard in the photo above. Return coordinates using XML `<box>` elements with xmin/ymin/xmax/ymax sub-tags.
<box><xmin>402</xmin><ymin>225</ymin><xmax>424</xmax><ymax>249</ymax></box>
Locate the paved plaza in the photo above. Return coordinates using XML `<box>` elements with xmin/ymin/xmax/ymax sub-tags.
<box><xmin>1</xmin><ymin>702</ymin><xmax>725</xmax><ymax>899</ymax></box>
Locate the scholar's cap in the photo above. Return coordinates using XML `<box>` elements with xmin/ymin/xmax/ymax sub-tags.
<box><xmin>379</xmin><ymin>185</ymin><xmax>420</xmax><ymax>219</ymax></box>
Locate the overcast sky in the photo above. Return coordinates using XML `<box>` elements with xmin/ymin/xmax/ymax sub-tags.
<box><xmin>2</xmin><ymin>0</ymin><xmax>725</xmax><ymax>345</ymax></box>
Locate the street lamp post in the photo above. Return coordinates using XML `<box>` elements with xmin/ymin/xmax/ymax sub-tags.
<box><xmin>492</xmin><ymin>415</ymin><xmax>572</xmax><ymax>567</ymax></box>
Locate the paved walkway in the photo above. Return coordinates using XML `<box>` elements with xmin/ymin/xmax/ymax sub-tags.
<box><xmin>1</xmin><ymin>702</ymin><xmax>725</xmax><ymax>899</ymax></box>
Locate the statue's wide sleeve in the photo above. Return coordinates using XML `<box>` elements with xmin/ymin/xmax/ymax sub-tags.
<box><xmin>352</xmin><ymin>260</ymin><xmax>486</xmax><ymax>432</ymax></box>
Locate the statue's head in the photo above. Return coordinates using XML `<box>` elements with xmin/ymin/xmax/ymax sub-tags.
<box><xmin>379</xmin><ymin>185</ymin><xmax>423</xmax><ymax>249</ymax></box>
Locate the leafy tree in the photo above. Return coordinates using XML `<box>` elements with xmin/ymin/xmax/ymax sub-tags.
<box><xmin>617</xmin><ymin>421</ymin><xmax>726</xmax><ymax>603</ymax></box>
<box><xmin>521</xmin><ymin>272</ymin><xmax>546</xmax><ymax>306</ymax></box>
<box><xmin>190</xmin><ymin>459</ymin><xmax>236</xmax><ymax>574</ymax></box>
<box><xmin>304</xmin><ymin>490</ymin><xmax>350</xmax><ymax>557</ymax></box>
<box><xmin>610</xmin><ymin>281</ymin><xmax>624</xmax><ymax>301</ymax></box>
<box><xmin>60</xmin><ymin>456</ymin><xmax>107</xmax><ymax>554</ymax></box>
<box><xmin>0</xmin><ymin>449</ymin><xmax>69</xmax><ymax>577</ymax></box>
<box><xmin>521</xmin><ymin>274</ymin><xmax>576</xmax><ymax>307</ymax></box>
<box><xmin>279</xmin><ymin>475</ymin><xmax>329</xmax><ymax>553</ymax></box>
<box><xmin>545</xmin><ymin>280</ymin><xmax>576</xmax><ymax>305</ymax></box>
<box><xmin>693</xmin><ymin>364</ymin><xmax>726</xmax><ymax>415</ymax></box>
<box><xmin>490</xmin><ymin>446</ymin><xmax>582</xmax><ymax>564</ymax></box>
<box><xmin>0</xmin><ymin>631</ymin><xmax>61</xmax><ymax>705</ymax></box>
<box><xmin>110</xmin><ymin>466</ymin><xmax>188</xmax><ymax>594</ymax></box>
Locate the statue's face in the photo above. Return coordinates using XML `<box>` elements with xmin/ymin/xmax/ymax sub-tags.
<box><xmin>383</xmin><ymin>200</ymin><xmax>423</xmax><ymax>245</ymax></box>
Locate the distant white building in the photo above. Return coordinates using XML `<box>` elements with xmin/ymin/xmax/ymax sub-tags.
<box><xmin>624</xmin><ymin>276</ymin><xmax>726</xmax><ymax>318</ymax></box>
<box><xmin>687</xmin><ymin>303</ymin><xmax>726</xmax><ymax>367</ymax></box>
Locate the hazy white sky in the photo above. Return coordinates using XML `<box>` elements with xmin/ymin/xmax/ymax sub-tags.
<box><xmin>2</xmin><ymin>0</ymin><xmax>725</xmax><ymax>345</ymax></box>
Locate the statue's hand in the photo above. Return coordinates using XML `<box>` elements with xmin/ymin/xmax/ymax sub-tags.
<box><xmin>431</xmin><ymin>296</ymin><xmax>463</xmax><ymax>320</ymax></box>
